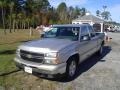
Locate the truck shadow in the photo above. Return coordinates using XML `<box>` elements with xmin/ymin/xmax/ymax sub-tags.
<box><xmin>59</xmin><ymin>45</ymin><xmax>112</xmax><ymax>82</ymax></box>
<box><xmin>0</xmin><ymin>50</ymin><xmax>16</xmax><ymax>55</ymax></box>
<box><xmin>0</xmin><ymin>69</ymin><xmax>20</xmax><ymax>76</ymax></box>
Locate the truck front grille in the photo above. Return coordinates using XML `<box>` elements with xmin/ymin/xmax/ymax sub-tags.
<box><xmin>20</xmin><ymin>50</ymin><xmax>44</xmax><ymax>63</ymax></box>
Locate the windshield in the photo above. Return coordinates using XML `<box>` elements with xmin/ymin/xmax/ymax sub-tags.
<box><xmin>44</xmin><ymin>27</ymin><xmax>80</xmax><ymax>41</ymax></box>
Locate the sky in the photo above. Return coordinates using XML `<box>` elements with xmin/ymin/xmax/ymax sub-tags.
<box><xmin>49</xmin><ymin>0</ymin><xmax>120</xmax><ymax>23</ymax></box>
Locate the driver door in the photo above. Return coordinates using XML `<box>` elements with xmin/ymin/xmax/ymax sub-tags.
<box><xmin>79</xmin><ymin>26</ymin><xmax>91</xmax><ymax>62</ymax></box>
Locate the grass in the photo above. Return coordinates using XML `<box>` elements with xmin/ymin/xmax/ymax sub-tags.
<box><xmin>0</xmin><ymin>29</ymin><xmax>40</xmax><ymax>74</ymax></box>
<box><xmin>0</xmin><ymin>29</ymin><xmax>40</xmax><ymax>86</ymax></box>
<box><xmin>0</xmin><ymin>29</ymin><xmax>40</xmax><ymax>44</ymax></box>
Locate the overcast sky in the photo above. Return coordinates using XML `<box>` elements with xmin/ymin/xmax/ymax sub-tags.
<box><xmin>49</xmin><ymin>0</ymin><xmax>120</xmax><ymax>23</ymax></box>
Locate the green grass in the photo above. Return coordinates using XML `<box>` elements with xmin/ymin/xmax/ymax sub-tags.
<box><xmin>0</xmin><ymin>29</ymin><xmax>39</xmax><ymax>74</ymax></box>
<box><xmin>0</xmin><ymin>43</ymin><xmax>18</xmax><ymax>74</ymax></box>
<box><xmin>0</xmin><ymin>29</ymin><xmax>40</xmax><ymax>86</ymax></box>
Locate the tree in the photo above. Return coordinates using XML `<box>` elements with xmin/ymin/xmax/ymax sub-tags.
<box><xmin>74</xmin><ymin>6</ymin><xmax>81</xmax><ymax>18</ymax></box>
<box><xmin>96</xmin><ymin>10</ymin><xmax>101</xmax><ymax>17</ymax></box>
<box><xmin>0</xmin><ymin>0</ymin><xmax>89</xmax><ymax>32</ymax></box>
<box><xmin>30</xmin><ymin>0</ymin><xmax>50</xmax><ymax>24</ymax></box>
<box><xmin>103</xmin><ymin>5</ymin><xmax>107</xmax><ymax>12</ymax></box>
<box><xmin>9</xmin><ymin>1</ymin><xmax>15</xmax><ymax>33</ymax></box>
<box><xmin>24</xmin><ymin>0</ymin><xmax>34</xmax><ymax>16</ymax></box>
<box><xmin>96</xmin><ymin>6</ymin><xmax>111</xmax><ymax>21</ymax></box>
<box><xmin>25</xmin><ymin>17</ymin><xmax>31</xmax><ymax>29</ymax></box>
<box><xmin>11</xmin><ymin>13</ymin><xmax>16</xmax><ymax>32</ymax></box>
<box><xmin>101</xmin><ymin>11</ymin><xmax>111</xmax><ymax>20</ymax></box>
<box><xmin>0</xmin><ymin>0</ymin><xmax>8</xmax><ymax>34</ymax></box>
<box><xmin>17</xmin><ymin>13</ymin><xmax>23</xmax><ymax>29</ymax></box>
<box><xmin>57</xmin><ymin>2</ymin><xmax>68</xmax><ymax>23</ymax></box>
<box><xmin>68</xmin><ymin>6</ymin><xmax>74</xmax><ymax>23</ymax></box>
<box><xmin>48</xmin><ymin>7</ymin><xmax>59</xmax><ymax>24</ymax></box>
<box><xmin>80</xmin><ymin>7</ymin><xmax>86</xmax><ymax>16</ymax></box>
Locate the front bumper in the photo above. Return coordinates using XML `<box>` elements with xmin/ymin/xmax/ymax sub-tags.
<box><xmin>14</xmin><ymin>57</ymin><xmax>66</xmax><ymax>75</ymax></box>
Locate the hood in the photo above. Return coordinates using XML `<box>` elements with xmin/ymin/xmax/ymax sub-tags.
<box><xmin>19</xmin><ymin>38</ymin><xmax>76</xmax><ymax>53</ymax></box>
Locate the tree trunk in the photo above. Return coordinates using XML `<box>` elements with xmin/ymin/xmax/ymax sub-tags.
<box><xmin>9</xmin><ymin>16</ymin><xmax>12</xmax><ymax>33</ymax></box>
<box><xmin>23</xmin><ymin>22</ymin><xmax>26</xmax><ymax>30</ymax></box>
<box><xmin>20</xmin><ymin>21</ymin><xmax>22</xmax><ymax>29</ymax></box>
<box><xmin>1</xmin><ymin>7</ymin><xmax>6</xmax><ymax>34</ymax></box>
<box><xmin>15</xmin><ymin>21</ymin><xmax>18</xmax><ymax>31</ymax></box>
<box><xmin>29</xmin><ymin>27</ymin><xmax>33</xmax><ymax>36</ymax></box>
<box><xmin>13</xmin><ymin>20</ymin><xmax>15</xmax><ymax>32</ymax></box>
<box><xmin>28</xmin><ymin>21</ymin><xmax>30</xmax><ymax>29</ymax></box>
<box><xmin>9</xmin><ymin>8</ymin><xmax>12</xmax><ymax>33</ymax></box>
<box><xmin>22</xmin><ymin>20</ymin><xmax>24</xmax><ymax>30</ymax></box>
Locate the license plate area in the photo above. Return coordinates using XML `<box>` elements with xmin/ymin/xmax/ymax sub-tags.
<box><xmin>24</xmin><ymin>66</ymin><xmax>32</xmax><ymax>74</ymax></box>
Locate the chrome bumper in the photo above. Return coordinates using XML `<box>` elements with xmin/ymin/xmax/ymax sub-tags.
<box><xmin>14</xmin><ymin>57</ymin><xmax>66</xmax><ymax>75</ymax></box>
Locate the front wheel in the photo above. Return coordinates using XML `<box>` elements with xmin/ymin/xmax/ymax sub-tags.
<box><xmin>66</xmin><ymin>58</ymin><xmax>77</xmax><ymax>79</ymax></box>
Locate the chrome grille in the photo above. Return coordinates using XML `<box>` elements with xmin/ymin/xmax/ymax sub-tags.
<box><xmin>20</xmin><ymin>50</ymin><xmax>44</xmax><ymax>63</ymax></box>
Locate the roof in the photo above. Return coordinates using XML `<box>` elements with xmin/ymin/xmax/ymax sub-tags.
<box><xmin>73</xmin><ymin>15</ymin><xmax>104</xmax><ymax>23</ymax></box>
<box><xmin>52</xmin><ymin>24</ymin><xmax>90</xmax><ymax>27</ymax></box>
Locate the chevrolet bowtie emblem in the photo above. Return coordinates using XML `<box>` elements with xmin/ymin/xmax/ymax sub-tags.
<box><xmin>27</xmin><ymin>54</ymin><xmax>32</xmax><ymax>58</ymax></box>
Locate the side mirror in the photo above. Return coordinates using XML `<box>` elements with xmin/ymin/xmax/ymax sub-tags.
<box><xmin>81</xmin><ymin>35</ymin><xmax>90</xmax><ymax>41</ymax></box>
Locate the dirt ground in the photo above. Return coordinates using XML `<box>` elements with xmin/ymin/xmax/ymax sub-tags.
<box><xmin>1</xmin><ymin>32</ymin><xmax>120</xmax><ymax>90</ymax></box>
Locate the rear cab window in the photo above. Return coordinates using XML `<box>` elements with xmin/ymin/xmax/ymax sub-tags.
<box><xmin>88</xmin><ymin>25</ymin><xmax>96</xmax><ymax>38</ymax></box>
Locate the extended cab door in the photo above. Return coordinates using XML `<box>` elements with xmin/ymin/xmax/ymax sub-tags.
<box><xmin>87</xmin><ymin>25</ymin><xmax>98</xmax><ymax>55</ymax></box>
<box><xmin>79</xmin><ymin>25</ymin><xmax>91</xmax><ymax>62</ymax></box>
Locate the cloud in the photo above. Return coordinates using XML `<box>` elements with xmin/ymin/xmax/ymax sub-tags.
<box><xmin>108</xmin><ymin>4</ymin><xmax>120</xmax><ymax>22</ymax></box>
<box><xmin>49</xmin><ymin>0</ymin><xmax>87</xmax><ymax>7</ymax></box>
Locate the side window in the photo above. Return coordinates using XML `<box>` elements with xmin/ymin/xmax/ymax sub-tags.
<box><xmin>45</xmin><ymin>28</ymin><xmax>57</xmax><ymax>37</ymax></box>
<box><xmin>80</xmin><ymin>26</ymin><xmax>90</xmax><ymax>41</ymax></box>
<box><xmin>58</xmin><ymin>27</ymin><xmax>73</xmax><ymax>36</ymax></box>
<box><xmin>81</xmin><ymin>26</ymin><xmax>89</xmax><ymax>35</ymax></box>
<box><xmin>88</xmin><ymin>26</ymin><xmax>96</xmax><ymax>38</ymax></box>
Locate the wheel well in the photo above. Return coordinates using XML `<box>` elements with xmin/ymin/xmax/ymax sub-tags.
<box><xmin>102</xmin><ymin>41</ymin><xmax>104</xmax><ymax>45</ymax></box>
<box><xmin>67</xmin><ymin>54</ymin><xmax>80</xmax><ymax>64</ymax></box>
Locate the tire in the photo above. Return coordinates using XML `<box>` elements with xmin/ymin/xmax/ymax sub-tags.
<box><xmin>66</xmin><ymin>57</ymin><xmax>77</xmax><ymax>79</ymax></box>
<box><xmin>97</xmin><ymin>45</ymin><xmax>103</xmax><ymax>55</ymax></box>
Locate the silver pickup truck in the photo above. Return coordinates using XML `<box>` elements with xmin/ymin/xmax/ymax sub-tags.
<box><xmin>14</xmin><ymin>24</ymin><xmax>105</xmax><ymax>79</ymax></box>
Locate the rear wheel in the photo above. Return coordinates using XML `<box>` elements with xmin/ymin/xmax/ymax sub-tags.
<box><xmin>97</xmin><ymin>45</ymin><xmax>103</xmax><ymax>55</ymax></box>
<box><xmin>66</xmin><ymin>57</ymin><xmax>77</xmax><ymax>79</ymax></box>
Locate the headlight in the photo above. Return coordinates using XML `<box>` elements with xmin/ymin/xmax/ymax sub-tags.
<box><xmin>44</xmin><ymin>58</ymin><xmax>60</xmax><ymax>64</ymax></box>
<box><xmin>45</xmin><ymin>52</ymin><xmax>57</xmax><ymax>58</ymax></box>
<box><xmin>44</xmin><ymin>52</ymin><xmax>60</xmax><ymax>64</ymax></box>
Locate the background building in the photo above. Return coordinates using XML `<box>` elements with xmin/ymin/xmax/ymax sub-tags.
<box><xmin>72</xmin><ymin>13</ymin><xmax>105</xmax><ymax>32</ymax></box>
